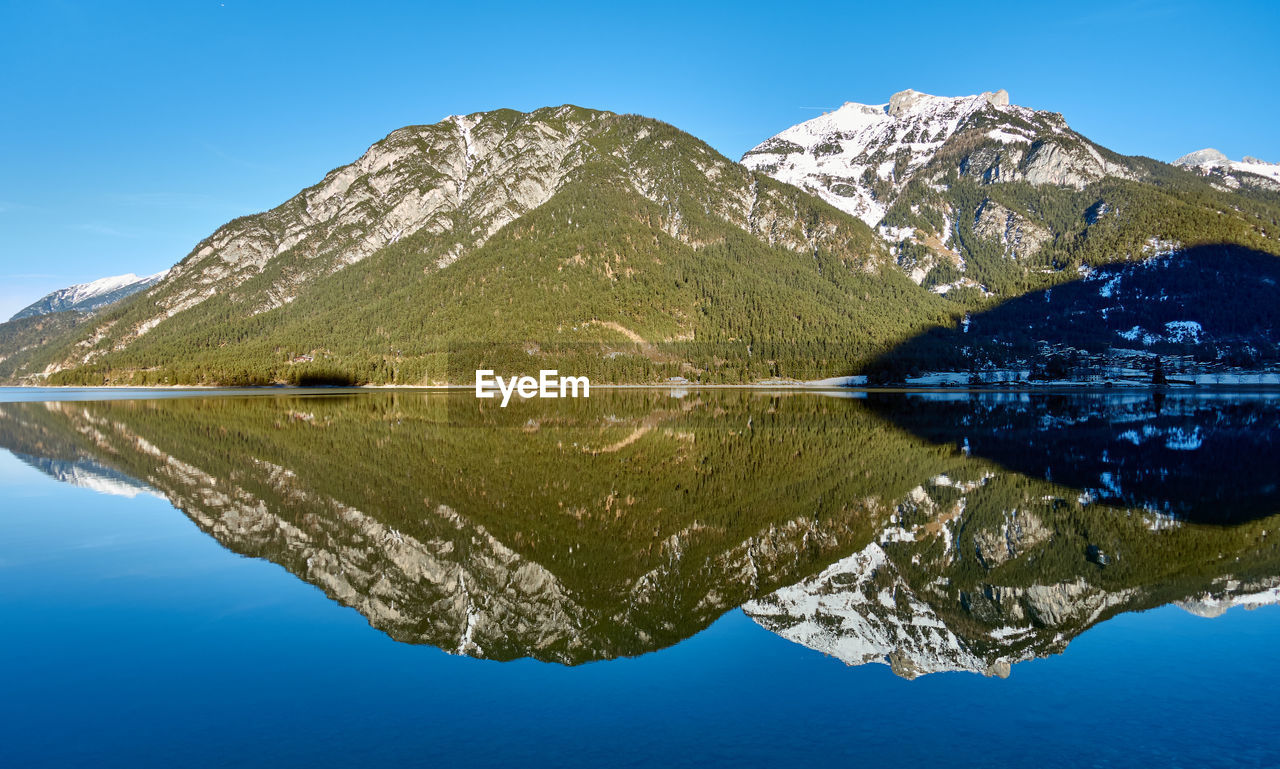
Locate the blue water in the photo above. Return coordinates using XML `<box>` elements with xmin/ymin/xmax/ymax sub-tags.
<box><xmin>1</xmin><ymin>444</ymin><xmax>1278</xmax><ymax>769</ymax></box>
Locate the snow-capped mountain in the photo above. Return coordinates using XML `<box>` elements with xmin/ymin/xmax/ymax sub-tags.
<box><xmin>11</xmin><ymin>270</ymin><xmax>168</xmax><ymax>321</ymax></box>
<box><xmin>1173</xmin><ymin>147</ymin><xmax>1280</xmax><ymax>191</ymax></box>
<box><xmin>745</xmin><ymin>541</ymin><xmax>1024</xmax><ymax>679</ymax></box>
<box><xmin>741</xmin><ymin>87</ymin><xmax>1280</xmax><ymax>325</ymax></box>
<box><xmin>742</xmin><ymin>89</ymin><xmax>1131</xmax><ymax>230</ymax></box>
<box><xmin>740</xmin><ymin>89</ymin><xmax>1163</xmax><ymax>293</ymax></box>
<box><xmin>1177</xmin><ymin>583</ymin><xmax>1280</xmax><ymax>618</ymax></box>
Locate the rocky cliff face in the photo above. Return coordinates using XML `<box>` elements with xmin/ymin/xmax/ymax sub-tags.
<box><xmin>156</xmin><ymin>109</ymin><xmax>605</xmax><ymax>321</ymax></box>
<box><xmin>972</xmin><ymin>199</ymin><xmax>1051</xmax><ymax>260</ymax></box>
<box><xmin>89</xmin><ymin>107</ymin><xmax>616</xmax><ymax>350</ymax></box>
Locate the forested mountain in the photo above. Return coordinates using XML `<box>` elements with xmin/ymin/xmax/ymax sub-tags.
<box><xmin>0</xmin><ymin>106</ymin><xmax>957</xmax><ymax>385</ymax></box>
<box><xmin>2</xmin><ymin>94</ymin><xmax>1278</xmax><ymax>385</ymax></box>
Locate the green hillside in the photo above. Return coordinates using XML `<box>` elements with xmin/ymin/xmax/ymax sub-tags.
<box><xmin>7</xmin><ymin>109</ymin><xmax>959</xmax><ymax>386</ymax></box>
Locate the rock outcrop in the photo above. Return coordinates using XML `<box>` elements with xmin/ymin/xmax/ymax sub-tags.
<box><xmin>972</xmin><ymin>199</ymin><xmax>1052</xmax><ymax>259</ymax></box>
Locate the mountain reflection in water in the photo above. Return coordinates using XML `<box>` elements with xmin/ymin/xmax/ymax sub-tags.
<box><xmin>1</xmin><ymin>389</ymin><xmax>1276</xmax><ymax>678</ymax></box>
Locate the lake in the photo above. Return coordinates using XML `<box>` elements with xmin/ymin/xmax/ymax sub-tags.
<box><xmin>1</xmin><ymin>387</ymin><xmax>1277</xmax><ymax>767</ymax></box>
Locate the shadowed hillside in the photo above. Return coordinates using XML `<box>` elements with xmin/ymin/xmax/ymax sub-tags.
<box><xmin>866</xmin><ymin>244</ymin><xmax>1280</xmax><ymax>380</ymax></box>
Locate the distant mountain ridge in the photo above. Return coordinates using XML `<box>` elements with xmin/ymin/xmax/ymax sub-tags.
<box><xmin>1174</xmin><ymin>147</ymin><xmax>1280</xmax><ymax>191</ymax></box>
<box><xmin>10</xmin><ymin>270</ymin><xmax>168</xmax><ymax>321</ymax></box>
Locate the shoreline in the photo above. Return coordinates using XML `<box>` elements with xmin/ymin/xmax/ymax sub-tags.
<box><xmin>5</xmin><ymin>380</ymin><xmax>1280</xmax><ymax>395</ymax></box>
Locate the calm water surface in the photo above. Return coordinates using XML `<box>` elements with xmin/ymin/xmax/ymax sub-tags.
<box><xmin>0</xmin><ymin>388</ymin><xmax>1277</xmax><ymax>768</ymax></box>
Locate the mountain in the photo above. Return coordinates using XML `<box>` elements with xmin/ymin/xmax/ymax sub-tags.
<box><xmin>2</xmin><ymin>96</ymin><xmax>1279</xmax><ymax>386</ymax></box>
<box><xmin>0</xmin><ymin>311</ymin><xmax>83</xmax><ymax>377</ymax></box>
<box><xmin>742</xmin><ymin>90</ymin><xmax>1280</xmax><ymax>376</ymax></box>
<box><xmin>10</xmin><ymin>271</ymin><xmax>168</xmax><ymax>320</ymax></box>
<box><xmin>1</xmin><ymin>105</ymin><xmax>958</xmax><ymax>386</ymax></box>
<box><xmin>0</xmin><ymin>392</ymin><xmax>908</xmax><ymax>662</ymax></box>
<box><xmin>11</xmin><ymin>452</ymin><xmax>158</xmax><ymax>499</ymax></box>
<box><xmin>744</xmin><ymin>89</ymin><xmax>1280</xmax><ymax>299</ymax></box>
<box><xmin>741</xmin><ymin>88</ymin><xmax>1121</xmax><ymax>229</ymax></box>
<box><xmin>745</xmin><ymin>533</ymin><xmax>1280</xmax><ymax>679</ymax></box>
<box><xmin>1174</xmin><ymin>148</ymin><xmax>1280</xmax><ymax>191</ymax></box>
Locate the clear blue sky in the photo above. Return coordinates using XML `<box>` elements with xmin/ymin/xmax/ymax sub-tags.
<box><xmin>2</xmin><ymin>0</ymin><xmax>1278</xmax><ymax>318</ymax></box>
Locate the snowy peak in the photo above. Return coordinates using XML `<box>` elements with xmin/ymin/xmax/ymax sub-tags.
<box><xmin>887</xmin><ymin>88</ymin><xmax>1009</xmax><ymax>118</ymax></box>
<box><xmin>741</xmin><ymin>88</ymin><xmax>1093</xmax><ymax>229</ymax></box>
<box><xmin>747</xmin><ymin>88</ymin><xmax>1023</xmax><ymax>166</ymax></box>
<box><xmin>1175</xmin><ymin>147</ymin><xmax>1280</xmax><ymax>186</ymax></box>
<box><xmin>58</xmin><ymin>272</ymin><xmax>164</xmax><ymax>304</ymax></box>
<box><xmin>741</xmin><ymin>88</ymin><xmax>1148</xmax><ymax>295</ymax></box>
<box><xmin>744</xmin><ymin>541</ymin><xmax>1018</xmax><ymax>679</ymax></box>
<box><xmin>10</xmin><ymin>269</ymin><xmax>169</xmax><ymax>321</ymax></box>
<box><xmin>16</xmin><ymin>454</ymin><xmax>159</xmax><ymax>499</ymax></box>
<box><xmin>1173</xmin><ymin>148</ymin><xmax>1231</xmax><ymax>168</ymax></box>
<box><xmin>1178</xmin><ymin>584</ymin><xmax>1280</xmax><ymax>618</ymax></box>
